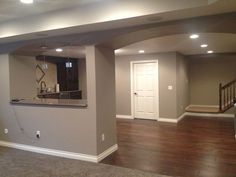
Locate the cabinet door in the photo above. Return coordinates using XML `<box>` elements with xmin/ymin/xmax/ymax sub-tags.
<box><xmin>57</xmin><ymin>61</ymin><xmax>78</xmax><ymax>91</ymax></box>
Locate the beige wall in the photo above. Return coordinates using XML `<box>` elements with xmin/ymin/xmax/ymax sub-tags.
<box><xmin>189</xmin><ymin>54</ymin><xmax>236</xmax><ymax>106</ymax></box>
<box><xmin>176</xmin><ymin>53</ymin><xmax>190</xmax><ymax>117</ymax></box>
<box><xmin>94</xmin><ymin>46</ymin><xmax>117</xmax><ymax>154</ymax></box>
<box><xmin>115</xmin><ymin>52</ymin><xmax>182</xmax><ymax>119</ymax></box>
<box><xmin>0</xmin><ymin>54</ymin><xmax>97</xmax><ymax>155</ymax></box>
<box><xmin>9</xmin><ymin>55</ymin><xmax>37</xmax><ymax>99</ymax></box>
<box><xmin>0</xmin><ymin>49</ymin><xmax>117</xmax><ymax>156</ymax></box>
<box><xmin>78</xmin><ymin>59</ymin><xmax>87</xmax><ymax>99</ymax></box>
<box><xmin>36</xmin><ymin>60</ymin><xmax>57</xmax><ymax>92</ymax></box>
<box><xmin>116</xmin><ymin>52</ymin><xmax>235</xmax><ymax>118</ymax></box>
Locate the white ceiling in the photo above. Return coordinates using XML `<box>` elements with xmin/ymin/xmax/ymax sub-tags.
<box><xmin>1</xmin><ymin>0</ymin><xmax>236</xmax><ymax>44</ymax></box>
<box><xmin>0</xmin><ymin>0</ymin><xmax>101</xmax><ymax>22</ymax></box>
<box><xmin>4</xmin><ymin>1</ymin><xmax>235</xmax><ymax>57</ymax></box>
<box><xmin>13</xmin><ymin>33</ymin><xmax>236</xmax><ymax>57</ymax></box>
<box><xmin>115</xmin><ymin>33</ymin><xmax>236</xmax><ymax>56</ymax></box>
<box><xmin>43</xmin><ymin>46</ymin><xmax>85</xmax><ymax>58</ymax></box>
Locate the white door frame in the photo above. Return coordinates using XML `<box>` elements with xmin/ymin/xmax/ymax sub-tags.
<box><xmin>130</xmin><ymin>60</ymin><xmax>159</xmax><ymax>120</ymax></box>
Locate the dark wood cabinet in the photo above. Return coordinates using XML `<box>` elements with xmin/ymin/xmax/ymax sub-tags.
<box><xmin>38</xmin><ymin>90</ymin><xmax>82</xmax><ymax>99</ymax></box>
<box><xmin>36</xmin><ymin>56</ymin><xmax>82</xmax><ymax>99</ymax></box>
<box><xmin>57</xmin><ymin>60</ymin><xmax>78</xmax><ymax>91</ymax></box>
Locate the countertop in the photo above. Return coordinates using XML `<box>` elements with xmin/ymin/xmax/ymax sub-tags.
<box><xmin>10</xmin><ymin>98</ymin><xmax>87</xmax><ymax>108</ymax></box>
<box><xmin>37</xmin><ymin>90</ymin><xmax>82</xmax><ymax>96</ymax></box>
<box><xmin>37</xmin><ymin>92</ymin><xmax>60</xmax><ymax>96</ymax></box>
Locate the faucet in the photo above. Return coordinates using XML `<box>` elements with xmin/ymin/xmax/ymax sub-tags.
<box><xmin>40</xmin><ymin>81</ymin><xmax>47</xmax><ymax>93</ymax></box>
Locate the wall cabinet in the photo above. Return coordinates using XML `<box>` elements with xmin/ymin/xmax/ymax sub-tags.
<box><xmin>57</xmin><ymin>60</ymin><xmax>78</xmax><ymax>91</ymax></box>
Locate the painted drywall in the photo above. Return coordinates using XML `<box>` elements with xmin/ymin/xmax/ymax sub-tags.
<box><xmin>0</xmin><ymin>49</ymin><xmax>117</xmax><ymax>156</ymax></box>
<box><xmin>176</xmin><ymin>53</ymin><xmax>189</xmax><ymax>117</ymax></box>
<box><xmin>189</xmin><ymin>54</ymin><xmax>236</xmax><ymax>106</ymax></box>
<box><xmin>0</xmin><ymin>54</ymin><xmax>97</xmax><ymax>155</ymax></box>
<box><xmin>78</xmin><ymin>59</ymin><xmax>87</xmax><ymax>99</ymax></box>
<box><xmin>94</xmin><ymin>46</ymin><xmax>117</xmax><ymax>154</ymax></box>
<box><xmin>0</xmin><ymin>0</ymin><xmax>207</xmax><ymax>41</ymax></box>
<box><xmin>9</xmin><ymin>55</ymin><xmax>37</xmax><ymax>100</ymax></box>
<box><xmin>36</xmin><ymin>59</ymin><xmax>57</xmax><ymax>92</ymax></box>
<box><xmin>115</xmin><ymin>52</ymin><xmax>178</xmax><ymax>119</ymax></box>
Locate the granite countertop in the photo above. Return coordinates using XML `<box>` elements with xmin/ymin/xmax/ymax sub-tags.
<box><xmin>37</xmin><ymin>92</ymin><xmax>60</xmax><ymax>96</ymax></box>
<box><xmin>10</xmin><ymin>98</ymin><xmax>87</xmax><ymax>108</ymax></box>
<box><xmin>37</xmin><ymin>90</ymin><xmax>82</xmax><ymax>96</ymax></box>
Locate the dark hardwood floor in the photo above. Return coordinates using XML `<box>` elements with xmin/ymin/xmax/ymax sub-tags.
<box><xmin>101</xmin><ymin>116</ymin><xmax>236</xmax><ymax>177</ymax></box>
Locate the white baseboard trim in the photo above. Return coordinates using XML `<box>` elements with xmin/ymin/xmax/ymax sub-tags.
<box><xmin>116</xmin><ymin>115</ymin><xmax>133</xmax><ymax>119</ymax></box>
<box><xmin>97</xmin><ymin>144</ymin><xmax>118</xmax><ymax>162</ymax></box>
<box><xmin>0</xmin><ymin>140</ymin><xmax>118</xmax><ymax>163</ymax></box>
<box><xmin>158</xmin><ymin>112</ymin><xmax>186</xmax><ymax>123</ymax></box>
<box><xmin>158</xmin><ymin>118</ymin><xmax>178</xmax><ymax>123</ymax></box>
<box><xmin>116</xmin><ymin>111</ymin><xmax>234</xmax><ymax>123</ymax></box>
<box><xmin>178</xmin><ymin>112</ymin><xmax>187</xmax><ymax>122</ymax></box>
<box><xmin>185</xmin><ymin>112</ymin><xmax>234</xmax><ymax>118</ymax></box>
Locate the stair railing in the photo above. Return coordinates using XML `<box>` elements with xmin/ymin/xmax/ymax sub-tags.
<box><xmin>219</xmin><ymin>79</ymin><xmax>236</xmax><ymax>112</ymax></box>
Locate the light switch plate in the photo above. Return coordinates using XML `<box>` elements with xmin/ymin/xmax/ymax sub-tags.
<box><xmin>168</xmin><ymin>85</ymin><xmax>173</xmax><ymax>90</ymax></box>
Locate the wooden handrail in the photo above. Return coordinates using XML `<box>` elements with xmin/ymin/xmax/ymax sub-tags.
<box><xmin>221</xmin><ymin>79</ymin><xmax>236</xmax><ymax>89</ymax></box>
<box><xmin>219</xmin><ymin>79</ymin><xmax>236</xmax><ymax>112</ymax></box>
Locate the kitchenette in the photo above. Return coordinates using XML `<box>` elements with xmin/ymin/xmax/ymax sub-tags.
<box><xmin>9</xmin><ymin>53</ymin><xmax>87</xmax><ymax>107</ymax></box>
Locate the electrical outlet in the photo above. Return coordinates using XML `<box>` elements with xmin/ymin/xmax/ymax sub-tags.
<box><xmin>36</xmin><ymin>130</ymin><xmax>40</xmax><ymax>139</ymax></box>
<box><xmin>4</xmin><ymin>129</ymin><xmax>8</xmax><ymax>134</ymax></box>
<box><xmin>102</xmin><ymin>134</ymin><xmax>105</xmax><ymax>142</ymax></box>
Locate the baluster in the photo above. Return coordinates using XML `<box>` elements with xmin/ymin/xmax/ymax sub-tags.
<box><xmin>232</xmin><ymin>84</ymin><xmax>234</xmax><ymax>105</ymax></box>
<box><xmin>230</xmin><ymin>84</ymin><xmax>233</xmax><ymax>106</ymax></box>
<box><xmin>219</xmin><ymin>83</ymin><xmax>222</xmax><ymax>111</ymax></box>
<box><xmin>234</xmin><ymin>82</ymin><xmax>236</xmax><ymax>103</ymax></box>
<box><xmin>230</xmin><ymin>84</ymin><xmax>232</xmax><ymax>106</ymax></box>
<box><xmin>224</xmin><ymin>88</ymin><xmax>226</xmax><ymax>110</ymax></box>
<box><xmin>227</xmin><ymin>87</ymin><xmax>229</xmax><ymax>108</ymax></box>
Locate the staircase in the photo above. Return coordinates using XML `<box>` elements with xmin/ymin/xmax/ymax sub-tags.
<box><xmin>186</xmin><ymin>79</ymin><xmax>236</xmax><ymax>114</ymax></box>
<box><xmin>219</xmin><ymin>79</ymin><xmax>236</xmax><ymax>139</ymax></box>
<box><xmin>185</xmin><ymin>79</ymin><xmax>236</xmax><ymax>139</ymax></box>
<box><xmin>219</xmin><ymin>79</ymin><xmax>236</xmax><ymax>113</ymax></box>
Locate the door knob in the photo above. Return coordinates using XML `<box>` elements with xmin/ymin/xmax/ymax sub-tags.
<box><xmin>134</xmin><ymin>92</ymin><xmax>138</xmax><ymax>95</ymax></box>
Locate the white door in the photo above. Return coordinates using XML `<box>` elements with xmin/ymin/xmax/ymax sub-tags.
<box><xmin>132</xmin><ymin>62</ymin><xmax>158</xmax><ymax>120</ymax></box>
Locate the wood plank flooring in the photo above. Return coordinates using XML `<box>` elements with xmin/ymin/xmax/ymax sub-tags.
<box><xmin>101</xmin><ymin>116</ymin><xmax>236</xmax><ymax>177</ymax></box>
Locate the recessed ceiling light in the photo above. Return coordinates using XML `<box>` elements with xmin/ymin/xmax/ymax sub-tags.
<box><xmin>207</xmin><ymin>50</ymin><xmax>214</xmax><ymax>54</ymax></box>
<box><xmin>20</xmin><ymin>0</ymin><xmax>34</xmax><ymax>4</ymax></box>
<box><xmin>201</xmin><ymin>44</ymin><xmax>208</xmax><ymax>48</ymax></box>
<box><xmin>56</xmin><ymin>48</ymin><xmax>63</xmax><ymax>52</ymax></box>
<box><xmin>189</xmin><ymin>34</ymin><xmax>199</xmax><ymax>39</ymax></box>
<box><xmin>139</xmin><ymin>50</ymin><xmax>145</xmax><ymax>54</ymax></box>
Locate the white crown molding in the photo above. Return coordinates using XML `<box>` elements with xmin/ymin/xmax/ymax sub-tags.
<box><xmin>0</xmin><ymin>141</ymin><xmax>118</xmax><ymax>163</ymax></box>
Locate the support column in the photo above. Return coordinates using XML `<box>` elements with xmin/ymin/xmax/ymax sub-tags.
<box><xmin>85</xmin><ymin>45</ymin><xmax>117</xmax><ymax>155</ymax></box>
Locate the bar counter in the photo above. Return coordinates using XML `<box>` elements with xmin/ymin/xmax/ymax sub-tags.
<box><xmin>10</xmin><ymin>98</ymin><xmax>87</xmax><ymax>108</ymax></box>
